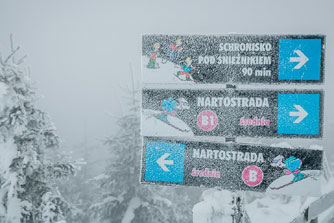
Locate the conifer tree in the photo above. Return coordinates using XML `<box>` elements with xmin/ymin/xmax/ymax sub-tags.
<box><xmin>0</xmin><ymin>37</ymin><xmax>75</xmax><ymax>223</ymax></box>
<box><xmin>91</xmin><ymin>90</ymin><xmax>197</xmax><ymax>223</ymax></box>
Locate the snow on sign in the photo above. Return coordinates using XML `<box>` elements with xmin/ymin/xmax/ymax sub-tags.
<box><xmin>141</xmin><ymin>137</ymin><xmax>323</xmax><ymax>196</ymax></box>
<box><xmin>142</xmin><ymin>34</ymin><xmax>325</xmax><ymax>84</ymax></box>
<box><xmin>142</xmin><ymin>88</ymin><xmax>323</xmax><ymax>138</ymax></box>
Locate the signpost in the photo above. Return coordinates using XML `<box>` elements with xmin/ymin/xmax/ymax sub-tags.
<box><xmin>142</xmin><ymin>35</ymin><xmax>325</xmax><ymax>84</ymax></box>
<box><xmin>141</xmin><ymin>137</ymin><xmax>323</xmax><ymax>197</ymax></box>
<box><xmin>140</xmin><ymin>34</ymin><xmax>328</xmax><ymax>217</ymax></box>
<box><xmin>142</xmin><ymin>88</ymin><xmax>323</xmax><ymax>138</ymax></box>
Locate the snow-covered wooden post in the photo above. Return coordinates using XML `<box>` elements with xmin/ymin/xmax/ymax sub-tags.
<box><xmin>225</xmin><ymin>83</ymin><xmax>247</xmax><ymax>223</ymax></box>
<box><xmin>231</xmin><ymin>192</ymin><xmax>246</xmax><ymax>223</ymax></box>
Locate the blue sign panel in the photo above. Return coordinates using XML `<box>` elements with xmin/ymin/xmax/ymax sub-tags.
<box><xmin>278</xmin><ymin>39</ymin><xmax>322</xmax><ymax>81</ymax></box>
<box><xmin>144</xmin><ymin>141</ymin><xmax>185</xmax><ymax>183</ymax></box>
<box><xmin>277</xmin><ymin>94</ymin><xmax>320</xmax><ymax>135</ymax></box>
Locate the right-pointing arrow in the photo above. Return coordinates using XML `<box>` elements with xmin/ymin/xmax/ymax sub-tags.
<box><xmin>289</xmin><ymin>104</ymin><xmax>308</xmax><ymax>124</ymax></box>
<box><xmin>157</xmin><ymin>153</ymin><xmax>174</xmax><ymax>172</ymax></box>
<box><xmin>290</xmin><ymin>50</ymin><xmax>309</xmax><ymax>69</ymax></box>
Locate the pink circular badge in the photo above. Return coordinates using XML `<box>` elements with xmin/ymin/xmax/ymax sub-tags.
<box><xmin>242</xmin><ymin>165</ymin><xmax>263</xmax><ymax>187</ymax></box>
<box><xmin>197</xmin><ymin>110</ymin><xmax>218</xmax><ymax>131</ymax></box>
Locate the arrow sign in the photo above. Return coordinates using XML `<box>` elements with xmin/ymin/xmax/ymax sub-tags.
<box><xmin>141</xmin><ymin>137</ymin><xmax>323</xmax><ymax>196</ymax></box>
<box><xmin>290</xmin><ymin>50</ymin><xmax>309</xmax><ymax>69</ymax></box>
<box><xmin>289</xmin><ymin>105</ymin><xmax>308</xmax><ymax>123</ymax></box>
<box><xmin>142</xmin><ymin>89</ymin><xmax>323</xmax><ymax>138</ymax></box>
<box><xmin>142</xmin><ymin>35</ymin><xmax>324</xmax><ymax>84</ymax></box>
<box><xmin>157</xmin><ymin>153</ymin><xmax>174</xmax><ymax>171</ymax></box>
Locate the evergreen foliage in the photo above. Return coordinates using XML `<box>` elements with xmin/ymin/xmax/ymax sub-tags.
<box><xmin>0</xmin><ymin>38</ymin><xmax>75</xmax><ymax>223</ymax></box>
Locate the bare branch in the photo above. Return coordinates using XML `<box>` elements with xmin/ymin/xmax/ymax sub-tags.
<box><xmin>10</xmin><ymin>34</ymin><xmax>14</xmax><ymax>52</ymax></box>
<box><xmin>4</xmin><ymin>46</ymin><xmax>20</xmax><ymax>64</ymax></box>
<box><xmin>104</xmin><ymin>111</ymin><xmax>121</xmax><ymax>120</ymax></box>
<box><xmin>0</xmin><ymin>52</ymin><xmax>4</xmax><ymax>66</ymax></box>
<box><xmin>16</xmin><ymin>54</ymin><xmax>28</xmax><ymax>65</ymax></box>
<box><xmin>10</xmin><ymin>33</ymin><xmax>15</xmax><ymax>63</ymax></box>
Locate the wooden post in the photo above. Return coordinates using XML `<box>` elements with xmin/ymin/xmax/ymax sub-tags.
<box><xmin>225</xmin><ymin>83</ymin><xmax>245</xmax><ymax>222</ymax></box>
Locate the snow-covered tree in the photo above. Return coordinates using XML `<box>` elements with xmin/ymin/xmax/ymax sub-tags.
<box><xmin>57</xmin><ymin>143</ymin><xmax>104</xmax><ymax>223</ymax></box>
<box><xmin>0</xmin><ymin>37</ymin><xmax>75</xmax><ymax>223</ymax></box>
<box><xmin>91</xmin><ymin>90</ymin><xmax>198</xmax><ymax>223</ymax></box>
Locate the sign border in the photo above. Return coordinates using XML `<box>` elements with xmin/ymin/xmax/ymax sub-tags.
<box><xmin>140</xmin><ymin>136</ymin><xmax>324</xmax><ymax>194</ymax></box>
<box><xmin>142</xmin><ymin>34</ymin><xmax>326</xmax><ymax>84</ymax></box>
<box><xmin>141</xmin><ymin>88</ymin><xmax>324</xmax><ymax>138</ymax></box>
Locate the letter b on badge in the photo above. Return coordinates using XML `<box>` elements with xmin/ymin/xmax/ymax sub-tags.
<box><xmin>249</xmin><ymin>170</ymin><xmax>258</xmax><ymax>182</ymax></box>
<box><xmin>242</xmin><ymin>165</ymin><xmax>263</xmax><ymax>187</ymax></box>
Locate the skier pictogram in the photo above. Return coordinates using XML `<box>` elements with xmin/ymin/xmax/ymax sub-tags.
<box><xmin>270</xmin><ymin>155</ymin><xmax>311</xmax><ymax>190</ymax></box>
<box><xmin>175</xmin><ymin>57</ymin><xmax>195</xmax><ymax>81</ymax></box>
<box><xmin>154</xmin><ymin>97</ymin><xmax>190</xmax><ymax>132</ymax></box>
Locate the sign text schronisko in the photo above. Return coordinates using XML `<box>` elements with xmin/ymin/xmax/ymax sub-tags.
<box><xmin>142</xmin><ymin>34</ymin><xmax>325</xmax><ymax>84</ymax></box>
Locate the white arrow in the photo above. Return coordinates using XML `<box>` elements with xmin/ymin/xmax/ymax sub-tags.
<box><xmin>289</xmin><ymin>105</ymin><xmax>308</xmax><ymax>124</ymax></box>
<box><xmin>157</xmin><ymin>153</ymin><xmax>174</xmax><ymax>172</ymax></box>
<box><xmin>290</xmin><ymin>50</ymin><xmax>309</xmax><ymax>69</ymax></box>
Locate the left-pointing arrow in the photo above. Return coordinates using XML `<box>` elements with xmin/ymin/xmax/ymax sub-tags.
<box><xmin>289</xmin><ymin>104</ymin><xmax>308</xmax><ymax>124</ymax></box>
<box><xmin>157</xmin><ymin>153</ymin><xmax>174</xmax><ymax>172</ymax></box>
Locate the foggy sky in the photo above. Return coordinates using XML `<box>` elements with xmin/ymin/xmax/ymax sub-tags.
<box><xmin>0</xmin><ymin>0</ymin><xmax>333</xmax><ymax>150</ymax></box>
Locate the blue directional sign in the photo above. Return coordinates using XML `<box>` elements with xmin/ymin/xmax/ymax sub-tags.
<box><xmin>141</xmin><ymin>34</ymin><xmax>326</xmax><ymax>197</ymax></box>
<box><xmin>141</xmin><ymin>137</ymin><xmax>323</xmax><ymax>196</ymax></box>
<box><xmin>142</xmin><ymin>89</ymin><xmax>323</xmax><ymax>138</ymax></box>
<box><xmin>144</xmin><ymin>141</ymin><xmax>185</xmax><ymax>183</ymax></box>
<box><xmin>142</xmin><ymin>34</ymin><xmax>325</xmax><ymax>84</ymax></box>
<box><xmin>278</xmin><ymin>39</ymin><xmax>322</xmax><ymax>81</ymax></box>
<box><xmin>277</xmin><ymin>93</ymin><xmax>320</xmax><ymax>135</ymax></box>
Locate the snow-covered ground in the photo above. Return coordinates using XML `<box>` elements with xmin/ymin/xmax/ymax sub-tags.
<box><xmin>244</xmin><ymin>143</ymin><xmax>332</xmax><ymax>222</ymax></box>
<box><xmin>246</xmin><ymin>176</ymin><xmax>334</xmax><ymax>223</ymax></box>
<box><xmin>192</xmin><ymin>142</ymin><xmax>333</xmax><ymax>223</ymax></box>
<box><xmin>141</xmin><ymin>109</ymin><xmax>194</xmax><ymax>137</ymax></box>
<box><xmin>318</xmin><ymin>201</ymin><xmax>334</xmax><ymax>223</ymax></box>
<box><xmin>193</xmin><ymin>190</ymin><xmax>235</xmax><ymax>223</ymax></box>
<box><xmin>193</xmin><ymin>177</ymin><xmax>334</xmax><ymax>223</ymax></box>
<box><xmin>246</xmin><ymin>194</ymin><xmax>305</xmax><ymax>223</ymax></box>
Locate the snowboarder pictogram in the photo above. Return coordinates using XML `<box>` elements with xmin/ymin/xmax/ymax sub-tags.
<box><xmin>146</xmin><ymin>42</ymin><xmax>161</xmax><ymax>69</ymax></box>
<box><xmin>154</xmin><ymin>97</ymin><xmax>190</xmax><ymax>132</ymax></box>
<box><xmin>175</xmin><ymin>57</ymin><xmax>195</xmax><ymax>81</ymax></box>
<box><xmin>270</xmin><ymin>155</ymin><xmax>310</xmax><ymax>190</ymax></box>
